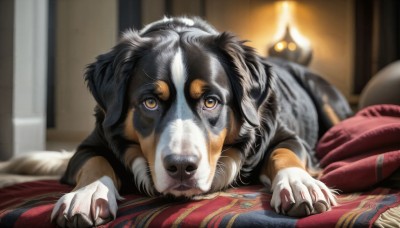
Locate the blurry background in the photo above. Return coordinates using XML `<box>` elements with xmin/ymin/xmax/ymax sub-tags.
<box><xmin>0</xmin><ymin>0</ymin><xmax>399</xmax><ymax>160</ymax></box>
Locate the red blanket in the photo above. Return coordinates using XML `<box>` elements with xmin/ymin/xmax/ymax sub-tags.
<box><xmin>1</xmin><ymin>104</ymin><xmax>400</xmax><ymax>227</ymax></box>
<box><xmin>317</xmin><ymin>104</ymin><xmax>400</xmax><ymax>192</ymax></box>
<box><xmin>0</xmin><ymin>180</ymin><xmax>399</xmax><ymax>228</ymax></box>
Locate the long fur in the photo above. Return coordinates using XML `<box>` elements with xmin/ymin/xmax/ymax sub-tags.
<box><xmin>0</xmin><ymin>151</ymin><xmax>72</xmax><ymax>175</ymax></box>
<box><xmin>0</xmin><ymin>151</ymin><xmax>73</xmax><ymax>188</ymax></box>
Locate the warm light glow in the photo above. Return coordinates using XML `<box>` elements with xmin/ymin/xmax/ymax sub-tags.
<box><xmin>288</xmin><ymin>42</ymin><xmax>297</xmax><ymax>51</ymax></box>
<box><xmin>274</xmin><ymin>41</ymin><xmax>287</xmax><ymax>52</ymax></box>
<box><xmin>274</xmin><ymin>1</ymin><xmax>311</xmax><ymax>50</ymax></box>
<box><xmin>274</xmin><ymin>1</ymin><xmax>294</xmax><ymax>41</ymax></box>
<box><xmin>290</xmin><ymin>27</ymin><xmax>311</xmax><ymax>49</ymax></box>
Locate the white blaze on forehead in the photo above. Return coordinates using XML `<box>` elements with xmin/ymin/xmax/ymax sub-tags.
<box><xmin>171</xmin><ymin>49</ymin><xmax>187</xmax><ymax>118</ymax></box>
<box><xmin>153</xmin><ymin>49</ymin><xmax>212</xmax><ymax>195</ymax></box>
<box><xmin>168</xmin><ymin>49</ymin><xmax>201</xmax><ymax>154</ymax></box>
<box><xmin>171</xmin><ymin>50</ymin><xmax>185</xmax><ymax>81</ymax></box>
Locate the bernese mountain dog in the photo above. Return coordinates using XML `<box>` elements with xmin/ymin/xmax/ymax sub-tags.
<box><xmin>41</xmin><ymin>17</ymin><xmax>351</xmax><ymax>227</ymax></box>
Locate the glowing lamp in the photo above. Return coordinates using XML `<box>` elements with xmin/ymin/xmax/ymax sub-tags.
<box><xmin>268</xmin><ymin>25</ymin><xmax>312</xmax><ymax>66</ymax></box>
<box><xmin>268</xmin><ymin>1</ymin><xmax>312</xmax><ymax>66</ymax></box>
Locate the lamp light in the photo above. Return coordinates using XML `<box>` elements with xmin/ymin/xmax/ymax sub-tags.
<box><xmin>268</xmin><ymin>1</ymin><xmax>312</xmax><ymax>66</ymax></box>
<box><xmin>268</xmin><ymin>25</ymin><xmax>312</xmax><ymax>66</ymax></box>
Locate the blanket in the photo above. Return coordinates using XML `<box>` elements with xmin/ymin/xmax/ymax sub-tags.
<box><xmin>0</xmin><ymin>181</ymin><xmax>399</xmax><ymax>228</ymax></box>
<box><xmin>317</xmin><ymin>104</ymin><xmax>400</xmax><ymax>192</ymax></box>
<box><xmin>1</xmin><ymin>104</ymin><xmax>400</xmax><ymax>227</ymax></box>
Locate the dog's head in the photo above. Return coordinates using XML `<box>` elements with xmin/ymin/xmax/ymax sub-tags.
<box><xmin>85</xmin><ymin>17</ymin><xmax>274</xmax><ymax>197</ymax></box>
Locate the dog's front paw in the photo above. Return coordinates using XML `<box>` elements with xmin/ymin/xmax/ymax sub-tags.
<box><xmin>270</xmin><ymin>167</ymin><xmax>337</xmax><ymax>217</ymax></box>
<box><xmin>51</xmin><ymin>176</ymin><xmax>121</xmax><ymax>227</ymax></box>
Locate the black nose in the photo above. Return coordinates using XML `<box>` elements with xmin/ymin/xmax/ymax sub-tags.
<box><xmin>163</xmin><ymin>154</ymin><xmax>199</xmax><ymax>180</ymax></box>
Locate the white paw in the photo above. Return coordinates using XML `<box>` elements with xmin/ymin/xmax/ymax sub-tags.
<box><xmin>270</xmin><ymin>167</ymin><xmax>337</xmax><ymax>217</ymax></box>
<box><xmin>51</xmin><ymin>176</ymin><xmax>122</xmax><ymax>227</ymax></box>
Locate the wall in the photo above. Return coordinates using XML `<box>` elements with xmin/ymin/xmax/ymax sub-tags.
<box><xmin>296</xmin><ymin>0</ymin><xmax>354</xmax><ymax>99</ymax></box>
<box><xmin>205</xmin><ymin>0</ymin><xmax>355</xmax><ymax>98</ymax></box>
<box><xmin>142</xmin><ymin>0</ymin><xmax>165</xmax><ymax>25</ymax></box>
<box><xmin>49</xmin><ymin>0</ymin><xmax>117</xmax><ymax>141</ymax></box>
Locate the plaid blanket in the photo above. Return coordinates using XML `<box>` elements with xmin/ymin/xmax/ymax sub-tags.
<box><xmin>0</xmin><ymin>180</ymin><xmax>399</xmax><ymax>228</ymax></box>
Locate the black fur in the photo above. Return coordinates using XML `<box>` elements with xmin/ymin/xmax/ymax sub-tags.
<box><xmin>61</xmin><ymin>17</ymin><xmax>352</xmax><ymax>195</ymax></box>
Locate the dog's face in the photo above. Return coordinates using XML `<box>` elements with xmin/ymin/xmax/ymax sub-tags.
<box><xmin>125</xmin><ymin>40</ymin><xmax>239</xmax><ymax>197</ymax></box>
<box><xmin>85</xmin><ymin>18</ymin><xmax>271</xmax><ymax>198</ymax></box>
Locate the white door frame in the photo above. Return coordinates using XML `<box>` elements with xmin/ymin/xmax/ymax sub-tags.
<box><xmin>13</xmin><ymin>0</ymin><xmax>48</xmax><ymax>156</ymax></box>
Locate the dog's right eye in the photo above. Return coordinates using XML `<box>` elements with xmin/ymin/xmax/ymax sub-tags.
<box><xmin>143</xmin><ymin>98</ymin><xmax>158</xmax><ymax>110</ymax></box>
<box><xmin>203</xmin><ymin>96</ymin><xmax>219</xmax><ymax>110</ymax></box>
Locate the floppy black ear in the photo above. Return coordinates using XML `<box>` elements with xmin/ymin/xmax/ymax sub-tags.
<box><xmin>215</xmin><ymin>32</ymin><xmax>272</xmax><ymax>127</ymax></box>
<box><xmin>85</xmin><ymin>30</ymin><xmax>145</xmax><ymax>128</ymax></box>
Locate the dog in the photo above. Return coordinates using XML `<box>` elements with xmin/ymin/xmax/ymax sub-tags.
<box><xmin>3</xmin><ymin>17</ymin><xmax>353</xmax><ymax>227</ymax></box>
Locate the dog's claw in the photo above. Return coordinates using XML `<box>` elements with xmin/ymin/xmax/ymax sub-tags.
<box><xmin>71</xmin><ymin>213</ymin><xmax>92</xmax><ymax>228</ymax></box>
<box><xmin>92</xmin><ymin>198</ymin><xmax>114</xmax><ymax>226</ymax></box>
<box><xmin>268</xmin><ymin>167</ymin><xmax>337</xmax><ymax>217</ymax></box>
<box><xmin>313</xmin><ymin>200</ymin><xmax>329</xmax><ymax>213</ymax></box>
<box><xmin>287</xmin><ymin>202</ymin><xmax>312</xmax><ymax>217</ymax></box>
<box><xmin>51</xmin><ymin>176</ymin><xmax>120</xmax><ymax>228</ymax></box>
<box><xmin>280</xmin><ymin>189</ymin><xmax>295</xmax><ymax>211</ymax></box>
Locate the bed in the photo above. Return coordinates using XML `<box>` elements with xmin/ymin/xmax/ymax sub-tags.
<box><xmin>1</xmin><ymin>104</ymin><xmax>399</xmax><ymax>228</ymax></box>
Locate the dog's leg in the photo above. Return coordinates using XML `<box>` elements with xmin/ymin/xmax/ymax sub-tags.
<box><xmin>260</xmin><ymin>146</ymin><xmax>337</xmax><ymax>217</ymax></box>
<box><xmin>51</xmin><ymin>156</ymin><xmax>121</xmax><ymax>227</ymax></box>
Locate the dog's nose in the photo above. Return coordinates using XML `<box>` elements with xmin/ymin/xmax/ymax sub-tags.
<box><xmin>163</xmin><ymin>154</ymin><xmax>199</xmax><ymax>180</ymax></box>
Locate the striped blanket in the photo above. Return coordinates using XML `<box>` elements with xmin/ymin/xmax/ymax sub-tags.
<box><xmin>1</xmin><ymin>104</ymin><xmax>400</xmax><ymax>227</ymax></box>
<box><xmin>0</xmin><ymin>180</ymin><xmax>399</xmax><ymax>228</ymax></box>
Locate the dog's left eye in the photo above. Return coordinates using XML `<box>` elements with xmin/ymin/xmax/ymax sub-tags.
<box><xmin>143</xmin><ymin>98</ymin><xmax>158</xmax><ymax>110</ymax></box>
<box><xmin>203</xmin><ymin>97</ymin><xmax>218</xmax><ymax>110</ymax></box>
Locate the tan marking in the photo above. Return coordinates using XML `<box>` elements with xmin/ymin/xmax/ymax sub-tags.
<box><xmin>209</xmin><ymin>129</ymin><xmax>227</xmax><ymax>165</ymax></box>
<box><xmin>225</xmin><ymin>111</ymin><xmax>241</xmax><ymax>144</ymax></box>
<box><xmin>323</xmin><ymin>104</ymin><xmax>340</xmax><ymax>125</ymax></box>
<box><xmin>138</xmin><ymin>132</ymin><xmax>157</xmax><ymax>183</ymax></box>
<box><xmin>207</xmin><ymin>111</ymin><xmax>241</xmax><ymax>184</ymax></box>
<box><xmin>261</xmin><ymin>148</ymin><xmax>305</xmax><ymax>182</ymax></box>
<box><xmin>221</xmin><ymin>147</ymin><xmax>242</xmax><ymax>162</ymax></box>
<box><xmin>123</xmin><ymin>145</ymin><xmax>144</xmax><ymax>169</ymax></box>
<box><xmin>207</xmin><ymin>129</ymin><xmax>228</xmax><ymax>183</ymax></box>
<box><xmin>124</xmin><ymin>109</ymin><xmax>139</xmax><ymax>142</ymax></box>
<box><xmin>190</xmin><ymin>79</ymin><xmax>208</xmax><ymax>99</ymax></box>
<box><xmin>322</xmin><ymin>95</ymin><xmax>341</xmax><ymax>125</ymax></box>
<box><xmin>155</xmin><ymin>80</ymin><xmax>170</xmax><ymax>101</ymax></box>
<box><xmin>124</xmin><ymin>104</ymin><xmax>158</xmax><ymax>184</ymax></box>
<box><xmin>74</xmin><ymin>156</ymin><xmax>121</xmax><ymax>191</ymax></box>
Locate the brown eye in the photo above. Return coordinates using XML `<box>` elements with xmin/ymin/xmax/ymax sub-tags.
<box><xmin>203</xmin><ymin>97</ymin><xmax>218</xmax><ymax>110</ymax></box>
<box><xmin>143</xmin><ymin>98</ymin><xmax>158</xmax><ymax>110</ymax></box>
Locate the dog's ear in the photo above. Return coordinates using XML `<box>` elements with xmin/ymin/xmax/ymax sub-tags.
<box><xmin>85</xmin><ymin>30</ymin><xmax>145</xmax><ymax>128</ymax></box>
<box><xmin>214</xmin><ymin>32</ymin><xmax>272</xmax><ymax>127</ymax></box>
